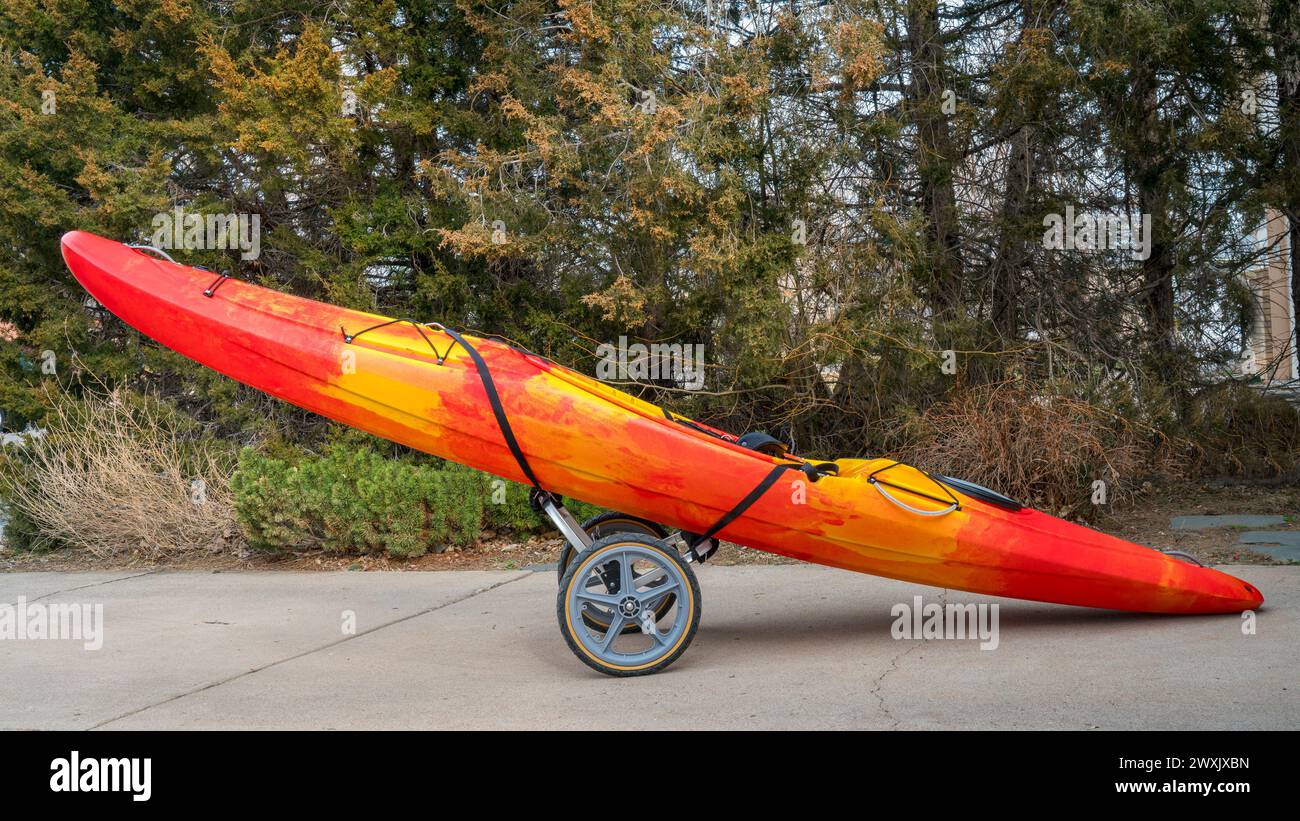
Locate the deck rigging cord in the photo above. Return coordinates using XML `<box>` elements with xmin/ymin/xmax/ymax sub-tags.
<box><xmin>341</xmin><ymin>319</ymin><xmax>544</xmax><ymax>491</ymax></box>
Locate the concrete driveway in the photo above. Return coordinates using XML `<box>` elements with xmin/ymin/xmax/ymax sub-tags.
<box><xmin>1</xmin><ymin>565</ymin><xmax>1295</xmax><ymax>730</ymax></box>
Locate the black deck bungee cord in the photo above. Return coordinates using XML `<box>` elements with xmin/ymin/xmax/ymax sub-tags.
<box><xmin>866</xmin><ymin>461</ymin><xmax>962</xmax><ymax>510</ymax></box>
<box><xmin>201</xmin><ymin>270</ymin><xmax>231</xmax><ymax>297</ymax></box>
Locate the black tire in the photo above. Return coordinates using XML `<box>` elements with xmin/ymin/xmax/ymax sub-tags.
<box><xmin>557</xmin><ymin>534</ymin><xmax>701</xmax><ymax>677</ymax></box>
<box><xmin>559</xmin><ymin>512</ymin><xmax>675</xmax><ymax>634</ymax></box>
<box><xmin>557</xmin><ymin>511</ymin><xmax>668</xmax><ymax>581</ymax></box>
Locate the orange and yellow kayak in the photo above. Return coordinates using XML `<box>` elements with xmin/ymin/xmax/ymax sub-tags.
<box><xmin>61</xmin><ymin>230</ymin><xmax>1263</xmax><ymax>614</ymax></box>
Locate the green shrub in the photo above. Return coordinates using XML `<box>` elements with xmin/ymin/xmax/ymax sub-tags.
<box><xmin>231</xmin><ymin>443</ymin><xmax>605</xmax><ymax>557</ymax></box>
<box><xmin>0</xmin><ymin>501</ymin><xmax>46</xmax><ymax>553</ymax></box>
<box><xmin>479</xmin><ymin>473</ymin><xmax>601</xmax><ymax>534</ymax></box>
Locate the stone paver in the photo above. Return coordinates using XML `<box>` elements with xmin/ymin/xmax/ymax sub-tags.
<box><xmin>1171</xmin><ymin>514</ymin><xmax>1288</xmax><ymax>530</ymax></box>
<box><xmin>1237</xmin><ymin>531</ymin><xmax>1300</xmax><ymax>561</ymax></box>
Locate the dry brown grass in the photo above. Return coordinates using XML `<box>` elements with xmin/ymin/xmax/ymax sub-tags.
<box><xmin>1</xmin><ymin>388</ymin><xmax>239</xmax><ymax>559</ymax></box>
<box><xmin>1184</xmin><ymin>384</ymin><xmax>1300</xmax><ymax>478</ymax></box>
<box><xmin>896</xmin><ymin>383</ymin><xmax>1176</xmax><ymax>517</ymax></box>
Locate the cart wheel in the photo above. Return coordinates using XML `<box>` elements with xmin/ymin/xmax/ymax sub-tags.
<box><xmin>557</xmin><ymin>533</ymin><xmax>700</xmax><ymax>677</ymax></box>
<box><xmin>559</xmin><ymin>512</ymin><xmax>675</xmax><ymax>636</ymax></box>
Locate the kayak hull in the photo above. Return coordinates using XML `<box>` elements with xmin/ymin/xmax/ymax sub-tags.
<box><xmin>60</xmin><ymin>231</ymin><xmax>1264</xmax><ymax>614</ymax></box>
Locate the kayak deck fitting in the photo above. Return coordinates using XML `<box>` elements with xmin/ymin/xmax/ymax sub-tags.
<box><xmin>61</xmin><ymin>231</ymin><xmax>1265</xmax><ymax>676</ymax></box>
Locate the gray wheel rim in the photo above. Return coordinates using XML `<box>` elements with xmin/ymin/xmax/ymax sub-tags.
<box><xmin>567</xmin><ymin>545</ymin><xmax>690</xmax><ymax>668</ymax></box>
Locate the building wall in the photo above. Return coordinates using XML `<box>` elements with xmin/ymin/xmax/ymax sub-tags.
<box><xmin>1242</xmin><ymin>210</ymin><xmax>1298</xmax><ymax>382</ymax></box>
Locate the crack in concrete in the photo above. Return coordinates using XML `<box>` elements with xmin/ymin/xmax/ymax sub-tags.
<box><xmin>869</xmin><ymin>588</ymin><xmax>946</xmax><ymax>729</ymax></box>
<box><xmin>869</xmin><ymin>639</ymin><xmax>922</xmax><ymax>729</ymax></box>
<box><xmin>87</xmin><ymin>571</ymin><xmax>535</xmax><ymax>730</ymax></box>
<box><xmin>3</xmin><ymin>569</ymin><xmax>161</xmax><ymax>608</ymax></box>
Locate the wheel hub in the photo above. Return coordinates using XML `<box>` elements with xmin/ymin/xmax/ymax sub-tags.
<box><xmin>618</xmin><ymin>596</ymin><xmax>641</xmax><ymax>617</ymax></box>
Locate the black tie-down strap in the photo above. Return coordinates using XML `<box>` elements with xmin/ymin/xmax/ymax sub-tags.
<box><xmin>342</xmin><ymin>319</ymin><xmax>841</xmax><ymax>552</ymax></box>
<box><xmin>440</xmin><ymin>326</ymin><xmax>544</xmax><ymax>489</ymax></box>
<box><xmin>341</xmin><ymin>320</ymin><xmax>543</xmax><ymax>490</ymax></box>
<box><xmin>685</xmin><ymin>460</ymin><xmax>835</xmax><ymax>561</ymax></box>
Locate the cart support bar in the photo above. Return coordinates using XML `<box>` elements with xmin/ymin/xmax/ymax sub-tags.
<box><xmin>540</xmin><ymin>497</ymin><xmax>593</xmax><ymax>551</ymax></box>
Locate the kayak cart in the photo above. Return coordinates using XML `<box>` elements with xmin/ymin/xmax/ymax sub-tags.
<box><xmin>534</xmin><ymin>489</ymin><xmax>712</xmax><ymax>677</ymax></box>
